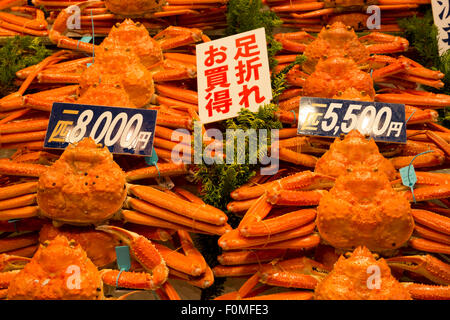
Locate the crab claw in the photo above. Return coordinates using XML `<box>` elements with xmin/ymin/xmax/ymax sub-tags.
<box><xmin>96</xmin><ymin>225</ymin><xmax>168</xmax><ymax>290</ymax></box>
<box><xmin>0</xmin><ymin>254</ymin><xmax>30</xmax><ymax>272</ymax></box>
<box><xmin>387</xmin><ymin>255</ymin><xmax>450</xmax><ymax>286</ymax></box>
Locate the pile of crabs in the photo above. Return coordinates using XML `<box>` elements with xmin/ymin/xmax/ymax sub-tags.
<box><xmin>0</xmin><ymin>0</ymin><xmax>449</xmax><ymax>300</ymax></box>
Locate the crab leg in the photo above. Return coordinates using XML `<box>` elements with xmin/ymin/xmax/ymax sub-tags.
<box><xmin>414</xmin><ymin>223</ymin><xmax>450</xmax><ymax>245</ymax></box>
<box><xmin>0</xmin><ymin>119</ymin><xmax>49</xmax><ymax>135</ymax></box>
<box><xmin>271</xmin><ymin>2</ymin><xmax>325</xmax><ymax>13</ymax></box>
<box><xmin>0</xmin><ymin>19</ymin><xmax>48</xmax><ymax>36</ymax></box>
<box><xmin>0</xmin><ymin>182</ymin><xmax>38</xmax><ymax>201</ymax></box>
<box><xmin>290</xmin><ymin>8</ymin><xmax>336</xmax><ymax>19</ymax></box>
<box><xmin>123</xmin><ymin>201</ymin><xmax>230</xmax><ymax>235</ymax></box>
<box><xmin>172</xmin><ymin>187</ymin><xmax>203</xmax><ymax>205</ymax></box>
<box><xmin>0</xmin><ymin>160</ymin><xmax>47</xmax><ymax>177</ymax></box>
<box><xmin>375</xmin><ymin>92</ymin><xmax>450</xmax><ymax>108</ymax></box>
<box><xmin>97</xmin><ymin>225</ymin><xmax>169</xmax><ymax>290</ymax></box>
<box><xmin>245</xmin><ymin>233</ymin><xmax>321</xmax><ymax>250</ymax></box>
<box><xmin>154</xmin><ymin>281</ymin><xmax>181</xmax><ymax>300</ymax></box>
<box><xmin>390</xmin><ymin>150</ymin><xmax>445</xmax><ymax>169</ymax></box>
<box><xmin>154</xmin><ymin>26</ymin><xmax>203</xmax><ymax>50</ymax></box>
<box><xmin>243</xmin><ymin>291</ymin><xmax>314</xmax><ymax>300</ymax></box>
<box><xmin>156</xmin><ymin>114</ymin><xmax>193</xmax><ymax>130</ymax></box>
<box><xmin>227</xmin><ymin>198</ymin><xmax>258</xmax><ymax>213</ymax></box>
<box><xmin>0</xmin><ymin>233</ymin><xmax>39</xmax><ymax>253</ymax></box>
<box><xmin>401</xmin><ymin>184</ymin><xmax>450</xmax><ymax>203</ymax></box>
<box><xmin>231</xmin><ymin>171</ymin><xmax>334</xmax><ymax>201</ymax></box>
<box><xmin>0</xmin><ymin>194</ymin><xmax>36</xmax><ymax>211</ymax></box>
<box><xmin>128</xmin><ymin>185</ymin><xmax>227</xmax><ymax>226</ymax></box>
<box><xmin>213</xmin><ymin>263</ymin><xmax>266</xmax><ymax>277</ymax></box>
<box><xmin>48</xmin><ymin>1</ymin><xmax>102</xmax><ymax>53</ymax></box>
<box><xmin>359</xmin><ymin>32</ymin><xmax>409</xmax><ymax>54</ymax></box>
<box><xmin>125</xmin><ymin>163</ymin><xmax>188</xmax><ymax>182</ymax></box>
<box><xmin>274</xmin><ymin>31</ymin><xmax>315</xmax><ymax>52</ymax></box>
<box><xmin>218</xmin><ymin>222</ymin><xmax>316</xmax><ymax>250</ymax></box>
<box><xmin>409</xmin><ymin>237</ymin><xmax>450</xmax><ymax>254</ymax></box>
<box><xmin>155</xmin><ymin>84</ymin><xmax>198</xmax><ymax>105</ymax></box>
<box><xmin>0</xmin><ymin>253</ymin><xmax>30</xmax><ymax>272</ymax></box>
<box><xmin>0</xmin><ymin>206</ymin><xmax>39</xmax><ymax>221</ymax></box>
<box><xmin>424</xmin><ymin>130</ymin><xmax>450</xmax><ymax>158</ymax></box>
<box><xmin>387</xmin><ymin>254</ymin><xmax>450</xmax><ymax>285</ymax></box>
<box><xmin>403</xmin><ymin>283</ymin><xmax>450</xmax><ymax>300</ymax></box>
<box><xmin>118</xmin><ymin>223</ymin><xmax>174</xmax><ymax>242</ymax></box>
<box><xmin>278</xmin><ymin>147</ymin><xmax>319</xmax><ymax>167</ymax></box>
<box><xmin>0</xmin><ymin>8</ymin><xmax>46</xmax><ymax>31</ymax></box>
<box><xmin>267</xmin><ymin>189</ymin><xmax>327</xmax><ymax>206</ymax></box>
<box><xmin>154</xmin><ymin>243</ymin><xmax>205</xmax><ymax>277</ymax></box>
<box><xmin>217</xmin><ymin>249</ymin><xmax>288</xmax><ymax>266</ymax></box>
<box><xmin>4</xmin><ymin>244</ymin><xmax>38</xmax><ymax>258</ymax></box>
<box><xmin>259</xmin><ymin>258</ymin><xmax>326</xmax><ymax>289</ymax></box>
<box><xmin>238</xmin><ymin>194</ymin><xmax>272</xmax><ymax>229</ymax></box>
<box><xmin>169</xmin><ymin>265</ymin><xmax>214</xmax><ymax>289</ymax></box>
<box><xmin>239</xmin><ymin>209</ymin><xmax>317</xmax><ymax>237</ymax></box>
<box><xmin>0</xmin><ymin>0</ymin><xmax>25</xmax><ymax>9</ymax></box>
<box><xmin>411</xmin><ymin>209</ymin><xmax>450</xmax><ymax>236</ymax></box>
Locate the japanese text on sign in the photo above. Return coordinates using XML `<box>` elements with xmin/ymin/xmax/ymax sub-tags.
<box><xmin>44</xmin><ymin>102</ymin><xmax>157</xmax><ymax>156</ymax></box>
<box><xmin>297</xmin><ymin>97</ymin><xmax>407</xmax><ymax>143</ymax></box>
<box><xmin>196</xmin><ymin>28</ymin><xmax>272</xmax><ymax>124</ymax></box>
<box><xmin>432</xmin><ymin>0</ymin><xmax>450</xmax><ymax>56</ymax></box>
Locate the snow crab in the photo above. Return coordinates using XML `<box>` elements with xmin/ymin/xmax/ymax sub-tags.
<box><xmin>0</xmin><ymin>234</ymin><xmax>182</xmax><ymax>299</ymax></box>
<box><xmin>267</xmin><ymin>0</ymin><xmax>430</xmax><ymax>32</ymax></box>
<box><xmin>215</xmin><ymin>246</ymin><xmax>450</xmax><ymax>300</ymax></box>
<box><xmin>214</xmin><ymin>130</ymin><xmax>449</xmax><ymax>291</ymax></box>
<box><xmin>273</xmin><ymin>22</ymin><xmax>450</xmax><ymax>110</ymax></box>
<box><xmin>0</xmin><ymin>138</ymin><xmax>226</xmax><ymax>297</ymax></box>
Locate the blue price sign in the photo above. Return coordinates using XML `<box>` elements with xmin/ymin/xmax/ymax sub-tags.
<box><xmin>44</xmin><ymin>102</ymin><xmax>157</xmax><ymax>156</ymax></box>
<box><xmin>297</xmin><ymin>97</ymin><xmax>406</xmax><ymax>143</ymax></box>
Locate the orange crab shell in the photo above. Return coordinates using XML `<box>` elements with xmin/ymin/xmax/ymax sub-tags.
<box><xmin>332</xmin><ymin>87</ymin><xmax>373</xmax><ymax>101</ymax></box>
<box><xmin>37</xmin><ymin>138</ymin><xmax>127</xmax><ymax>225</ymax></box>
<box><xmin>303</xmin><ymin>22</ymin><xmax>370</xmax><ymax>74</ymax></box>
<box><xmin>316</xmin><ymin>165</ymin><xmax>414</xmax><ymax>253</ymax></box>
<box><xmin>100</xmin><ymin>19</ymin><xmax>163</xmax><ymax>69</ymax></box>
<box><xmin>315</xmin><ymin>130</ymin><xmax>397</xmax><ymax>180</ymax></box>
<box><xmin>79</xmin><ymin>47</ymin><xmax>154</xmax><ymax>108</ymax></box>
<box><xmin>39</xmin><ymin>223</ymin><xmax>120</xmax><ymax>267</ymax></box>
<box><xmin>302</xmin><ymin>56</ymin><xmax>375</xmax><ymax>100</ymax></box>
<box><xmin>314</xmin><ymin>246</ymin><xmax>412</xmax><ymax>300</ymax></box>
<box><xmin>105</xmin><ymin>0</ymin><xmax>165</xmax><ymax>16</ymax></box>
<box><xmin>7</xmin><ymin>235</ymin><xmax>103</xmax><ymax>300</ymax></box>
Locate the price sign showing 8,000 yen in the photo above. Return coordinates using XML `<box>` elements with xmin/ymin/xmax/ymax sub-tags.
<box><xmin>297</xmin><ymin>97</ymin><xmax>407</xmax><ymax>143</ymax></box>
<box><xmin>44</xmin><ymin>102</ymin><xmax>158</xmax><ymax>156</ymax></box>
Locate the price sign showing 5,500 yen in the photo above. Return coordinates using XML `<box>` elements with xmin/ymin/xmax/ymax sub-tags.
<box><xmin>297</xmin><ymin>97</ymin><xmax>406</xmax><ymax>143</ymax></box>
<box><xmin>44</xmin><ymin>102</ymin><xmax>157</xmax><ymax>156</ymax></box>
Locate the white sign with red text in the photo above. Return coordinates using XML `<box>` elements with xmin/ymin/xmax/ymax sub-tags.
<box><xmin>432</xmin><ymin>0</ymin><xmax>450</xmax><ymax>56</ymax></box>
<box><xmin>196</xmin><ymin>28</ymin><xmax>272</xmax><ymax>124</ymax></box>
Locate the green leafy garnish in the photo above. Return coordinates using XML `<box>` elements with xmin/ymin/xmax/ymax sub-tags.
<box><xmin>226</xmin><ymin>0</ymin><xmax>283</xmax><ymax>69</ymax></box>
<box><xmin>0</xmin><ymin>36</ymin><xmax>52</xmax><ymax>97</ymax></box>
<box><xmin>195</xmin><ymin>104</ymin><xmax>282</xmax><ymax>211</ymax></box>
<box><xmin>193</xmin><ymin>104</ymin><xmax>282</xmax><ymax>299</ymax></box>
<box><xmin>398</xmin><ymin>11</ymin><xmax>450</xmax><ymax>95</ymax></box>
